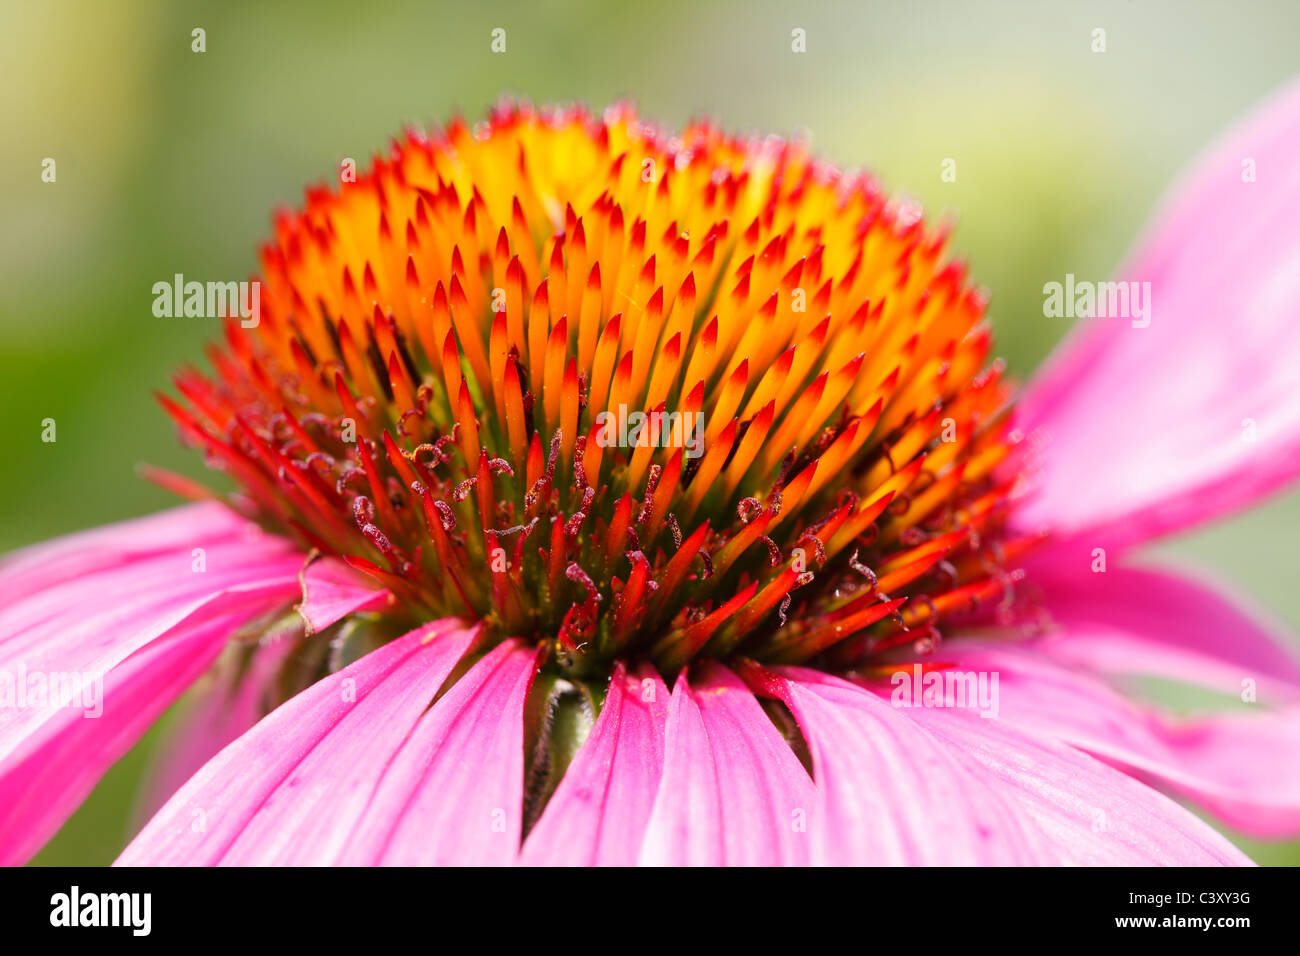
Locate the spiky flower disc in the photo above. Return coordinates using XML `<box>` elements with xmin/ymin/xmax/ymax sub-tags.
<box><xmin>163</xmin><ymin>101</ymin><xmax>1026</xmax><ymax>680</ymax></box>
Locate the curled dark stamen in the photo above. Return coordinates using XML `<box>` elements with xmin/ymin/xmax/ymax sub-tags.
<box><xmin>933</xmin><ymin>559</ymin><xmax>959</xmax><ymax>589</ymax></box>
<box><xmin>849</xmin><ymin>548</ymin><xmax>878</xmax><ymax>590</ymax></box>
<box><xmin>453</xmin><ymin>477</ymin><xmax>477</xmax><ymax>501</ymax></box>
<box><xmin>398</xmin><ymin>407</ymin><xmax>425</xmax><ymax>437</ymax></box>
<box><xmin>335</xmin><ymin>463</ymin><xmax>365</xmax><ymax>496</ymax></box>
<box><xmin>361</xmin><ymin>523</ymin><xmax>393</xmax><ymax>557</ymax></box>
<box><xmin>637</xmin><ymin>464</ymin><xmax>662</xmax><ymax>525</ymax></box>
<box><xmin>797</xmin><ymin>533</ymin><xmax>826</xmax><ymax>568</ymax></box>
<box><xmin>625</xmin><ymin>550</ymin><xmax>659</xmax><ymax>592</ymax></box>
<box><xmin>487</xmin><ymin>515</ymin><xmax>539</xmax><ymax>539</ymax></box>
<box><xmin>565</xmin><ymin>562</ymin><xmax>600</xmax><ymax>605</ymax></box>
<box><xmin>912</xmin><ymin>624</ymin><xmax>941</xmax><ymax>655</ymax></box>
<box><xmin>697</xmin><ymin>548</ymin><xmax>714</xmax><ymax>579</ymax></box>
<box><xmin>433</xmin><ymin>430</ymin><xmax>458</xmax><ymax>461</ymax></box>
<box><xmin>564</xmin><ymin>486</ymin><xmax>596</xmax><ymax>535</ymax></box>
<box><xmin>352</xmin><ymin>496</ymin><xmax>375</xmax><ymax>527</ymax></box>
<box><xmin>573</xmin><ymin>436</ymin><xmax>588</xmax><ymax>490</ymax></box>
<box><xmin>304</xmin><ymin>452</ymin><xmax>335</xmax><ymax>475</ymax></box>
<box><xmin>879</xmin><ymin>441</ymin><xmax>897</xmax><ymax>475</ymax></box>
<box><xmin>546</xmin><ymin>430</ymin><xmax>562</xmax><ymax>479</ymax></box>
<box><xmin>899</xmin><ymin>525</ymin><xmax>927</xmax><ymax>547</ymax></box>
<box><xmin>432</xmin><ymin>499</ymin><xmax>456</xmax><ymax>531</ymax></box>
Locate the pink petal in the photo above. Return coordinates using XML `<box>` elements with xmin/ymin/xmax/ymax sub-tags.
<box><xmin>138</xmin><ymin>555</ymin><xmax>394</xmax><ymax>822</ymax></box>
<box><xmin>1015</xmin><ymin>77</ymin><xmax>1300</xmax><ymax>552</ymax></box>
<box><xmin>295</xmin><ymin>557</ymin><xmax>392</xmax><ymax>634</ymax></box>
<box><xmin>520</xmin><ymin>662</ymin><xmax>668</xmax><ymax>866</ymax></box>
<box><xmin>0</xmin><ymin>504</ymin><xmax>304</xmax><ymax>864</ymax></box>
<box><xmin>135</xmin><ymin>628</ymin><xmax>301</xmax><ymax>825</ymax></box>
<box><xmin>944</xmin><ymin>640</ymin><xmax>1300</xmax><ymax>839</ymax></box>
<box><xmin>1151</xmin><ymin>709</ymin><xmax>1300</xmax><ymax>839</ymax></box>
<box><xmin>638</xmin><ymin>663</ymin><xmax>815</xmax><ymax>865</ymax></box>
<box><xmin>1031</xmin><ymin>562</ymin><xmax>1300</xmax><ymax>704</ymax></box>
<box><xmin>0</xmin><ymin>607</ymin><xmax>261</xmax><ymax>865</ymax></box>
<box><xmin>337</xmin><ymin>640</ymin><xmax>539</xmax><ymax>865</ymax></box>
<box><xmin>116</xmin><ymin>619</ymin><xmax>478</xmax><ymax>866</ymax></box>
<box><xmin>0</xmin><ymin>501</ymin><xmax>275</xmax><ymax>596</ymax></box>
<box><xmin>0</xmin><ymin>507</ymin><xmax>303</xmax><ymax>676</ymax></box>
<box><xmin>766</xmin><ymin>667</ymin><xmax>1057</xmax><ymax>864</ymax></box>
<box><xmin>901</xmin><ymin>701</ymin><xmax>1252</xmax><ymax>865</ymax></box>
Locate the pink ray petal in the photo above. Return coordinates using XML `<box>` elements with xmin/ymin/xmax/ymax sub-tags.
<box><xmin>295</xmin><ymin>556</ymin><xmax>392</xmax><ymax>635</ymax></box>
<box><xmin>337</xmin><ymin>639</ymin><xmax>539</xmax><ymax>865</ymax></box>
<box><xmin>520</xmin><ymin>662</ymin><xmax>668</xmax><ymax>866</ymax></box>
<box><xmin>0</xmin><ymin>504</ymin><xmax>305</xmax><ymax>864</ymax></box>
<box><xmin>1015</xmin><ymin>76</ymin><xmax>1300</xmax><ymax>553</ymax></box>
<box><xmin>0</xmin><ymin>606</ymin><xmax>258</xmax><ymax>865</ymax></box>
<box><xmin>134</xmin><ymin>625</ymin><xmax>301</xmax><ymax>826</ymax></box>
<box><xmin>138</xmin><ymin>556</ymin><xmax>395</xmax><ymax>823</ymax></box>
<box><xmin>938</xmin><ymin>642</ymin><xmax>1300</xmax><ymax>838</ymax></box>
<box><xmin>0</xmin><ymin>510</ymin><xmax>304</xmax><ymax>676</ymax></box>
<box><xmin>764</xmin><ymin>667</ymin><xmax>1059</xmax><ymax>864</ymax></box>
<box><xmin>902</xmin><ymin>698</ymin><xmax>1252</xmax><ymax>865</ymax></box>
<box><xmin>638</xmin><ymin>662</ymin><xmax>815</xmax><ymax>866</ymax></box>
<box><xmin>0</xmin><ymin>501</ymin><xmax>273</xmax><ymax>596</ymax></box>
<box><xmin>1149</xmin><ymin>709</ymin><xmax>1300</xmax><ymax>840</ymax></box>
<box><xmin>116</xmin><ymin>619</ymin><xmax>477</xmax><ymax>865</ymax></box>
<box><xmin>1031</xmin><ymin>562</ymin><xmax>1300</xmax><ymax>704</ymax></box>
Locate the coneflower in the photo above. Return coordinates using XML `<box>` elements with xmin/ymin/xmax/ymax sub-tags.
<box><xmin>4</xmin><ymin>92</ymin><xmax>1300</xmax><ymax>866</ymax></box>
<box><xmin>160</xmin><ymin>101</ymin><xmax>1020</xmax><ymax>682</ymax></box>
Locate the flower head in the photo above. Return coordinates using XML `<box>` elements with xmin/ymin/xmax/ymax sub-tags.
<box><xmin>161</xmin><ymin>102</ymin><xmax>1024</xmax><ymax>682</ymax></box>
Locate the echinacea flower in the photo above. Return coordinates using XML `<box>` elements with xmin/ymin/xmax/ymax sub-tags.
<box><xmin>4</xmin><ymin>88</ymin><xmax>1299</xmax><ymax>867</ymax></box>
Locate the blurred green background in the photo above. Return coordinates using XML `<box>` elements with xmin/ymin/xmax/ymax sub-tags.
<box><xmin>3</xmin><ymin>0</ymin><xmax>1298</xmax><ymax>864</ymax></box>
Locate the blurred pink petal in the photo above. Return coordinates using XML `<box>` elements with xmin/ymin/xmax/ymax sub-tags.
<box><xmin>116</xmin><ymin>619</ymin><xmax>476</xmax><ymax>865</ymax></box>
<box><xmin>0</xmin><ymin>503</ymin><xmax>304</xmax><ymax>864</ymax></box>
<box><xmin>520</xmin><ymin>663</ymin><xmax>668</xmax><ymax>866</ymax></box>
<box><xmin>1016</xmin><ymin>77</ymin><xmax>1300</xmax><ymax>552</ymax></box>
<box><xmin>902</xmin><ymin>698</ymin><xmax>1251</xmax><ymax>865</ymax></box>
<box><xmin>934</xmin><ymin>643</ymin><xmax>1300</xmax><ymax>838</ymax></box>
<box><xmin>638</xmin><ymin>663</ymin><xmax>814</xmax><ymax>865</ymax></box>
<box><xmin>766</xmin><ymin>667</ymin><xmax>1057</xmax><ymax>864</ymax></box>
<box><xmin>135</xmin><ymin>627</ymin><xmax>300</xmax><ymax>825</ymax></box>
<box><xmin>1148</xmin><ymin>709</ymin><xmax>1300</xmax><ymax>839</ymax></box>
<box><xmin>1032</xmin><ymin>563</ymin><xmax>1300</xmax><ymax>704</ymax></box>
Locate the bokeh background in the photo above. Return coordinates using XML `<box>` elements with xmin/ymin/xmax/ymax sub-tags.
<box><xmin>3</xmin><ymin>0</ymin><xmax>1298</xmax><ymax>864</ymax></box>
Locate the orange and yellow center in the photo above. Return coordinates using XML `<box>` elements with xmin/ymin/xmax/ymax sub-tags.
<box><xmin>162</xmin><ymin>102</ymin><xmax>1028</xmax><ymax>679</ymax></box>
